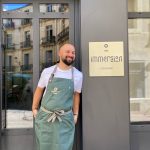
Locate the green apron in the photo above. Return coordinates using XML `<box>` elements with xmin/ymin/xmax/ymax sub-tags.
<box><xmin>35</xmin><ymin>65</ymin><xmax>75</xmax><ymax>150</ymax></box>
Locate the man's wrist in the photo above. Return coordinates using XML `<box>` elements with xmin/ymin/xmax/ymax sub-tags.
<box><xmin>32</xmin><ymin>108</ymin><xmax>38</xmax><ymax>111</ymax></box>
<box><xmin>73</xmin><ymin>113</ymin><xmax>78</xmax><ymax>116</ymax></box>
<box><xmin>73</xmin><ymin>114</ymin><xmax>78</xmax><ymax>124</ymax></box>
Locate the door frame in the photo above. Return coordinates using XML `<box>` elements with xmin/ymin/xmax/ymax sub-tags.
<box><xmin>0</xmin><ymin>0</ymin><xmax>82</xmax><ymax>149</ymax></box>
<box><xmin>0</xmin><ymin>0</ymin><xmax>80</xmax><ymax>134</ymax></box>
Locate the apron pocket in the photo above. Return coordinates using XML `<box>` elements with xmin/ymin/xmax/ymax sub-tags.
<box><xmin>35</xmin><ymin>110</ymin><xmax>42</xmax><ymax>119</ymax></box>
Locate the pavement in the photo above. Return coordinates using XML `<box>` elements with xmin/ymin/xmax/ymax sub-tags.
<box><xmin>7</xmin><ymin>109</ymin><xmax>33</xmax><ymax>128</ymax></box>
<box><xmin>6</xmin><ymin>109</ymin><xmax>150</xmax><ymax>128</ymax></box>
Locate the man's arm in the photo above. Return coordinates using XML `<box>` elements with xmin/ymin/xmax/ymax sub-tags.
<box><xmin>73</xmin><ymin>92</ymin><xmax>80</xmax><ymax>124</ymax></box>
<box><xmin>32</xmin><ymin>87</ymin><xmax>45</xmax><ymax>118</ymax></box>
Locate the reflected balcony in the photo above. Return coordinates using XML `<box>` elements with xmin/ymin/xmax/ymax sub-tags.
<box><xmin>20</xmin><ymin>40</ymin><xmax>32</xmax><ymax>49</ymax></box>
<box><xmin>41</xmin><ymin>36</ymin><xmax>55</xmax><ymax>46</ymax></box>
<box><xmin>5</xmin><ymin>43</ymin><xmax>15</xmax><ymax>50</ymax></box>
<box><xmin>42</xmin><ymin>62</ymin><xmax>54</xmax><ymax>68</ymax></box>
<box><xmin>56</xmin><ymin>26</ymin><xmax>69</xmax><ymax>42</ymax></box>
<box><xmin>4</xmin><ymin>22</ymin><xmax>15</xmax><ymax>29</ymax></box>
<box><xmin>21</xmin><ymin>64</ymin><xmax>33</xmax><ymax>71</ymax></box>
<box><xmin>5</xmin><ymin>66</ymin><xmax>16</xmax><ymax>72</ymax></box>
<box><xmin>21</xmin><ymin>19</ymin><xmax>32</xmax><ymax>26</ymax></box>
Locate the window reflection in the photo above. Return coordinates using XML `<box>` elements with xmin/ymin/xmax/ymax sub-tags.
<box><xmin>2</xmin><ymin>4</ymin><xmax>33</xmax><ymax>12</ymax></box>
<box><xmin>40</xmin><ymin>4</ymin><xmax>69</xmax><ymax>12</ymax></box>
<box><xmin>40</xmin><ymin>19</ymin><xmax>69</xmax><ymax>71</ymax></box>
<box><xmin>129</xmin><ymin>19</ymin><xmax>150</xmax><ymax>122</ymax></box>
<box><xmin>2</xmin><ymin>19</ymin><xmax>33</xmax><ymax>128</ymax></box>
<box><xmin>128</xmin><ymin>0</ymin><xmax>150</xmax><ymax>12</ymax></box>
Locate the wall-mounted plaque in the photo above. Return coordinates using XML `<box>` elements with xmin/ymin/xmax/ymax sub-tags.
<box><xmin>89</xmin><ymin>42</ymin><xmax>124</xmax><ymax>76</ymax></box>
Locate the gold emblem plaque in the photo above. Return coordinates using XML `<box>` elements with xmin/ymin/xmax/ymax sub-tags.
<box><xmin>89</xmin><ymin>42</ymin><xmax>124</xmax><ymax>76</ymax></box>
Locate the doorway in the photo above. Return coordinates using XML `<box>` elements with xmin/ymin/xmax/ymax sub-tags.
<box><xmin>0</xmin><ymin>0</ymin><xmax>81</xmax><ymax>150</ymax></box>
<box><xmin>1</xmin><ymin>0</ymin><xmax>74</xmax><ymax>129</ymax></box>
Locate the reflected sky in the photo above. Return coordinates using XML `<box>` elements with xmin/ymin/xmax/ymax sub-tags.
<box><xmin>3</xmin><ymin>4</ymin><xmax>28</xmax><ymax>11</ymax></box>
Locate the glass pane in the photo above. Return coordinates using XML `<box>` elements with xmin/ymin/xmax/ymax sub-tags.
<box><xmin>2</xmin><ymin>19</ymin><xmax>33</xmax><ymax>128</ymax></box>
<box><xmin>40</xmin><ymin>18</ymin><xmax>69</xmax><ymax>71</ymax></box>
<box><xmin>2</xmin><ymin>4</ymin><xmax>33</xmax><ymax>12</ymax></box>
<box><xmin>128</xmin><ymin>19</ymin><xmax>150</xmax><ymax>122</ymax></box>
<box><xmin>40</xmin><ymin>4</ymin><xmax>69</xmax><ymax>12</ymax></box>
<box><xmin>128</xmin><ymin>0</ymin><xmax>150</xmax><ymax>12</ymax></box>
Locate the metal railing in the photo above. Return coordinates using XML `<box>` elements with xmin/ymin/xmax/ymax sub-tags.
<box><xmin>4</xmin><ymin>22</ymin><xmax>15</xmax><ymax>29</ymax></box>
<box><xmin>21</xmin><ymin>64</ymin><xmax>33</xmax><ymax>71</ymax></box>
<box><xmin>56</xmin><ymin>26</ymin><xmax>69</xmax><ymax>42</ymax></box>
<box><xmin>20</xmin><ymin>40</ymin><xmax>32</xmax><ymax>49</ymax></box>
<box><xmin>5</xmin><ymin>66</ymin><xmax>16</xmax><ymax>72</ymax></box>
<box><xmin>5</xmin><ymin>43</ymin><xmax>15</xmax><ymax>50</ymax></box>
<box><xmin>41</xmin><ymin>36</ymin><xmax>55</xmax><ymax>45</ymax></box>
<box><xmin>21</xmin><ymin>19</ymin><xmax>32</xmax><ymax>26</ymax></box>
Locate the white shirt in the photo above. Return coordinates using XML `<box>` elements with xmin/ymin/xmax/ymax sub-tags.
<box><xmin>38</xmin><ymin>65</ymin><xmax>83</xmax><ymax>93</ymax></box>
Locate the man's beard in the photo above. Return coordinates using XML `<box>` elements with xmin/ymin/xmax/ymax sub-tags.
<box><xmin>62</xmin><ymin>57</ymin><xmax>74</xmax><ymax>66</ymax></box>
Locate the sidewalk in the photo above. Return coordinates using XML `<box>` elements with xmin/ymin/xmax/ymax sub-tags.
<box><xmin>7</xmin><ymin>110</ymin><xmax>33</xmax><ymax>128</ymax></box>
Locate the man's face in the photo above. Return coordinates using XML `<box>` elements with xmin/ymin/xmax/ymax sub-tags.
<box><xmin>59</xmin><ymin>44</ymin><xmax>75</xmax><ymax>66</ymax></box>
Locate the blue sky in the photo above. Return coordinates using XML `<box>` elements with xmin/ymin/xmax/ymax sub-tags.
<box><xmin>3</xmin><ymin>4</ymin><xmax>27</xmax><ymax>11</ymax></box>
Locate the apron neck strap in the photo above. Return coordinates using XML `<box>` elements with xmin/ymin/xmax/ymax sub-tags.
<box><xmin>49</xmin><ymin>65</ymin><xmax>57</xmax><ymax>82</ymax></box>
<box><xmin>71</xmin><ymin>67</ymin><xmax>74</xmax><ymax>81</ymax></box>
<box><xmin>49</xmin><ymin>64</ymin><xmax>74</xmax><ymax>82</ymax></box>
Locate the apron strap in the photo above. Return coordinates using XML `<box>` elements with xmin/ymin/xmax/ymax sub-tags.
<box><xmin>49</xmin><ymin>64</ymin><xmax>74</xmax><ymax>82</ymax></box>
<box><xmin>71</xmin><ymin>67</ymin><xmax>74</xmax><ymax>92</ymax></box>
<box><xmin>41</xmin><ymin>106</ymin><xmax>72</xmax><ymax>123</ymax></box>
<box><xmin>48</xmin><ymin>64</ymin><xmax>58</xmax><ymax>82</ymax></box>
<box><xmin>71</xmin><ymin>67</ymin><xmax>74</xmax><ymax>81</ymax></box>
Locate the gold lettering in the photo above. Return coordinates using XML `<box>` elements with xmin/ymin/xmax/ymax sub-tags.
<box><xmin>91</xmin><ymin>56</ymin><xmax>123</xmax><ymax>63</ymax></box>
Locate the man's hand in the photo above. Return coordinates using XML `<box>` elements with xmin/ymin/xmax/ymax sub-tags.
<box><xmin>74</xmin><ymin>114</ymin><xmax>78</xmax><ymax>124</ymax></box>
<box><xmin>32</xmin><ymin>87</ymin><xmax>44</xmax><ymax>118</ymax></box>
<box><xmin>32</xmin><ymin>109</ymin><xmax>38</xmax><ymax>118</ymax></box>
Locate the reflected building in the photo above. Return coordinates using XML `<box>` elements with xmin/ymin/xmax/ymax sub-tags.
<box><xmin>39</xmin><ymin>4</ymin><xmax>69</xmax><ymax>70</ymax></box>
<box><xmin>3</xmin><ymin>18</ymin><xmax>33</xmax><ymax>73</ymax></box>
<box><xmin>40</xmin><ymin>18</ymin><xmax>69</xmax><ymax>70</ymax></box>
<box><xmin>3</xmin><ymin>4</ymin><xmax>69</xmax><ymax>73</ymax></box>
<box><xmin>2</xmin><ymin>4</ymin><xmax>69</xmax><ymax>113</ymax></box>
<box><xmin>128</xmin><ymin>1</ymin><xmax>150</xmax><ymax>121</ymax></box>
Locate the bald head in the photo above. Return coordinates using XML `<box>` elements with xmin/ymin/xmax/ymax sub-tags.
<box><xmin>58</xmin><ymin>43</ymin><xmax>76</xmax><ymax>66</ymax></box>
<box><xmin>59</xmin><ymin>43</ymin><xmax>75</xmax><ymax>52</ymax></box>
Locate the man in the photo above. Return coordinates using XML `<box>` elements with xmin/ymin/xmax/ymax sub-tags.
<box><xmin>32</xmin><ymin>43</ymin><xmax>83</xmax><ymax>150</ymax></box>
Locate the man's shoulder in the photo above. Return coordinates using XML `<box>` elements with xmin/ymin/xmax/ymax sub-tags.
<box><xmin>42</xmin><ymin>65</ymin><xmax>56</xmax><ymax>74</ymax></box>
<box><xmin>73</xmin><ymin>67</ymin><xmax>83</xmax><ymax>78</ymax></box>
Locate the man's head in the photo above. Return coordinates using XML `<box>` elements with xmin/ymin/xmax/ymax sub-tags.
<box><xmin>58</xmin><ymin>43</ymin><xmax>76</xmax><ymax>66</ymax></box>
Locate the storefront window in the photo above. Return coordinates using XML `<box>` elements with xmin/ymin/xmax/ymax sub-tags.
<box><xmin>128</xmin><ymin>19</ymin><xmax>150</xmax><ymax>122</ymax></box>
<box><xmin>128</xmin><ymin>0</ymin><xmax>150</xmax><ymax>12</ymax></box>
<box><xmin>2</xmin><ymin>19</ymin><xmax>33</xmax><ymax>128</ymax></box>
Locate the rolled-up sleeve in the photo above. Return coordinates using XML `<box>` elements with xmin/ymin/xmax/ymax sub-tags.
<box><xmin>37</xmin><ymin>69</ymin><xmax>46</xmax><ymax>88</ymax></box>
<box><xmin>74</xmin><ymin>73</ymin><xmax>83</xmax><ymax>93</ymax></box>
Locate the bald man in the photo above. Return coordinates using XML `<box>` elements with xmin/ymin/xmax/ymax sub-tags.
<box><xmin>32</xmin><ymin>44</ymin><xmax>83</xmax><ymax>150</ymax></box>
